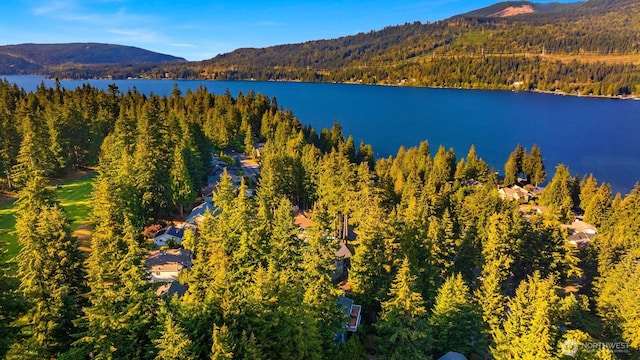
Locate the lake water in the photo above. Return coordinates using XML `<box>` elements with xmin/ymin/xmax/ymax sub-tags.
<box><xmin>4</xmin><ymin>75</ymin><xmax>640</xmax><ymax>194</ymax></box>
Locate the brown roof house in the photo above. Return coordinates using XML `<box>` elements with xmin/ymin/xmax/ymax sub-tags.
<box><xmin>294</xmin><ymin>209</ymin><xmax>313</xmax><ymax>229</ymax></box>
<box><xmin>145</xmin><ymin>249</ymin><xmax>193</xmax><ymax>283</ymax></box>
<box><xmin>499</xmin><ymin>185</ymin><xmax>533</xmax><ymax>203</ymax></box>
<box><xmin>333</xmin><ymin>240</ymin><xmax>352</xmax><ymax>282</ymax></box>
<box><xmin>562</xmin><ymin>219</ymin><xmax>597</xmax><ymax>250</ymax></box>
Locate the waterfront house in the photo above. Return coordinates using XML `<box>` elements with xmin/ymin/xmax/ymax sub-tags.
<box><xmin>562</xmin><ymin>219</ymin><xmax>597</xmax><ymax>250</ymax></box>
<box><xmin>499</xmin><ymin>185</ymin><xmax>532</xmax><ymax>203</ymax></box>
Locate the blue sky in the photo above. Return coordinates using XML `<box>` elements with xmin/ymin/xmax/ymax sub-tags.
<box><xmin>1</xmin><ymin>0</ymin><xmax>580</xmax><ymax>61</ymax></box>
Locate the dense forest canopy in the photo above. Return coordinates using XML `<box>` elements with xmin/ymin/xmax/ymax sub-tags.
<box><xmin>0</xmin><ymin>79</ymin><xmax>638</xmax><ymax>358</ymax></box>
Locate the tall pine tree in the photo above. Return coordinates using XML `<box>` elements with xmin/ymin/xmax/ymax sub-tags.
<box><xmin>376</xmin><ymin>257</ymin><xmax>430</xmax><ymax>360</ymax></box>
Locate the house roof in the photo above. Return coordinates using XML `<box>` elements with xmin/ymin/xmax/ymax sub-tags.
<box><xmin>463</xmin><ymin>178</ymin><xmax>482</xmax><ymax>186</ymax></box>
<box><xmin>335</xmin><ymin>241</ymin><xmax>352</xmax><ymax>259</ymax></box>
<box><xmin>186</xmin><ymin>202</ymin><xmax>217</xmax><ymax>223</ymax></box>
<box><xmin>500</xmin><ymin>186</ymin><xmax>529</xmax><ymax>198</ymax></box>
<box><xmin>294</xmin><ymin>210</ymin><xmax>313</xmax><ymax>230</ymax></box>
<box><xmin>154</xmin><ymin>226</ymin><xmax>185</xmax><ymax>239</ymax></box>
<box><xmin>524</xmin><ymin>184</ymin><xmax>545</xmax><ymax>195</ymax></box>
<box><xmin>519</xmin><ymin>204</ymin><xmax>548</xmax><ymax>215</ymax></box>
<box><xmin>337</xmin><ymin>295</ymin><xmax>353</xmax><ymax>311</ymax></box>
<box><xmin>347</xmin><ymin>304</ymin><xmax>361</xmax><ymax>332</ymax></box>
<box><xmin>568</xmin><ymin>232</ymin><xmax>596</xmax><ymax>250</ymax></box>
<box><xmin>438</xmin><ymin>352</ymin><xmax>468</xmax><ymax>360</ymax></box>
<box><xmin>336</xmin><ymin>295</ymin><xmax>361</xmax><ymax>332</ymax></box>
<box><xmin>156</xmin><ymin>282</ymin><xmax>188</xmax><ymax>297</ymax></box>
<box><xmin>145</xmin><ymin>249</ymin><xmax>193</xmax><ymax>272</ymax></box>
<box><xmin>564</xmin><ymin>219</ymin><xmax>597</xmax><ymax>234</ymax></box>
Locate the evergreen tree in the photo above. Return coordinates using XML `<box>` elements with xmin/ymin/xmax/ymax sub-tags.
<box><xmin>477</xmin><ymin>213</ymin><xmax>518</xmax><ymax>333</ymax></box>
<box><xmin>133</xmin><ymin>95</ymin><xmax>171</xmax><ymax>220</ymax></box>
<box><xmin>428</xmin><ymin>145</ymin><xmax>453</xmax><ymax>190</ymax></box>
<box><xmin>357</xmin><ymin>140</ymin><xmax>375</xmax><ymax>169</ymax></box>
<box><xmin>268</xmin><ymin>198</ymin><xmax>301</xmax><ymax>272</ymax></box>
<box><xmin>169</xmin><ymin>144</ymin><xmax>196</xmax><ymax>219</ymax></box>
<box><xmin>11</xmin><ymin>124</ymin><xmax>86</xmax><ymax>357</ymax></box>
<box><xmin>12</xmin><ymin>114</ymin><xmax>52</xmax><ymax>193</ymax></box>
<box><xmin>0</xmin><ymin>88</ymin><xmax>20</xmax><ymax>189</ymax></box>
<box><xmin>376</xmin><ymin>257</ymin><xmax>430</xmax><ymax>360</ymax></box>
<box><xmin>504</xmin><ymin>144</ymin><xmax>528</xmax><ymax>186</ymax></box>
<box><xmin>244</xmin><ymin>124</ymin><xmax>255</xmax><ymax>156</ymax></box>
<box><xmin>454</xmin><ymin>158</ymin><xmax>466</xmax><ymax>182</ymax></box>
<box><xmin>43</xmin><ymin>106</ymin><xmax>68</xmax><ymax>175</ymax></box>
<box><xmin>14</xmin><ymin>205</ymin><xmax>86</xmax><ymax>357</ymax></box>
<box><xmin>430</xmin><ymin>274</ymin><xmax>485</xmax><ymax>357</ymax></box>
<box><xmin>315</xmin><ymin>149</ymin><xmax>355</xmax><ymax>236</ymax></box>
<box><xmin>81</xmin><ymin>219</ymin><xmax>156</xmax><ymax>359</ymax></box>
<box><xmin>462</xmin><ymin>144</ymin><xmax>489</xmax><ymax>181</ymax></box>
<box><xmin>155</xmin><ymin>313</ymin><xmax>195</xmax><ymax>360</ymax></box>
<box><xmin>211</xmin><ymin>324</ymin><xmax>234</xmax><ymax>360</ymax></box>
<box><xmin>583</xmin><ymin>183</ymin><xmax>611</xmax><ymax>228</ymax></box>
<box><xmin>595</xmin><ymin>249</ymin><xmax>640</xmax><ymax>350</ymax></box>
<box><xmin>579</xmin><ymin>173</ymin><xmax>599</xmax><ymax>210</ymax></box>
<box><xmin>428</xmin><ymin>210</ymin><xmax>458</xmax><ymax>282</ymax></box>
<box><xmin>540</xmin><ymin>164</ymin><xmax>575</xmax><ymax>222</ymax></box>
<box><xmin>503</xmin><ymin>153</ymin><xmax>519</xmax><ymax>187</ymax></box>
<box><xmin>181</xmin><ymin>228</ymin><xmax>198</xmax><ymax>253</ymax></box>
<box><xmin>523</xmin><ymin>144</ymin><xmax>545</xmax><ymax>186</ymax></box>
<box><xmin>0</xmin><ymin>240</ymin><xmax>21</xmax><ymax>357</ymax></box>
<box><xmin>214</xmin><ymin>168</ymin><xmax>237</xmax><ymax>213</ymax></box>
<box><xmin>349</xmin><ymin>195</ymin><xmax>391</xmax><ymax>311</ymax></box>
<box><xmin>236</xmin><ymin>331</ymin><xmax>263</xmax><ymax>360</ymax></box>
<box><xmin>491</xmin><ymin>272</ymin><xmax>559</xmax><ymax>360</ymax></box>
<box><xmin>300</xmin><ymin>207</ymin><xmax>342</xmax><ymax>345</ymax></box>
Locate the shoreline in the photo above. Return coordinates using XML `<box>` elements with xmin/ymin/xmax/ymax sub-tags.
<box><xmin>3</xmin><ymin>74</ymin><xmax>638</xmax><ymax>101</ymax></box>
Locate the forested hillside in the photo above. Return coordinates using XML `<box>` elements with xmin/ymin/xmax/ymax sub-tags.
<box><xmin>1</xmin><ymin>79</ymin><xmax>639</xmax><ymax>358</ymax></box>
<box><xmin>0</xmin><ymin>43</ymin><xmax>186</xmax><ymax>75</ymax></box>
<box><xmin>86</xmin><ymin>0</ymin><xmax>639</xmax><ymax>97</ymax></box>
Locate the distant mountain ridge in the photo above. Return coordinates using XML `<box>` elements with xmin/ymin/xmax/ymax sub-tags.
<box><xmin>0</xmin><ymin>43</ymin><xmax>185</xmax><ymax>75</ymax></box>
<box><xmin>3</xmin><ymin>0</ymin><xmax>640</xmax><ymax>97</ymax></box>
<box><xmin>183</xmin><ymin>0</ymin><xmax>639</xmax><ymax>76</ymax></box>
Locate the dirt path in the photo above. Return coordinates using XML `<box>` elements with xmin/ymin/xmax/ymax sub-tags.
<box><xmin>74</xmin><ymin>223</ymin><xmax>93</xmax><ymax>255</ymax></box>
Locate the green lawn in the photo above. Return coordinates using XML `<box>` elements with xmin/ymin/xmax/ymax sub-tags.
<box><xmin>0</xmin><ymin>173</ymin><xmax>96</xmax><ymax>262</ymax></box>
<box><xmin>0</xmin><ymin>202</ymin><xmax>18</xmax><ymax>260</ymax></box>
<box><xmin>55</xmin><ymin>174</ymin><xmax>95</xmax><ymax>227</ymax></box>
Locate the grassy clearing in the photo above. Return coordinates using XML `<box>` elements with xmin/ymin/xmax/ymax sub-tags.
<box><xmin>0</xmin><ymin>202</ymin><xmax>18</xmax><ymax>260</ymax></box>
<box><xmin>540</xmin><ymin>53</ymin><xmax>640</xmax><ymax>65</ymax></box>
<box><xmin>0</xmin><ymin>172</ymin><xmax>96</xmax><ymax>262</ymax></box>
<box><xmin>55</xmin><ymin>174</ymin><xmax>95</xmax><ymax>227</ymax></box>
